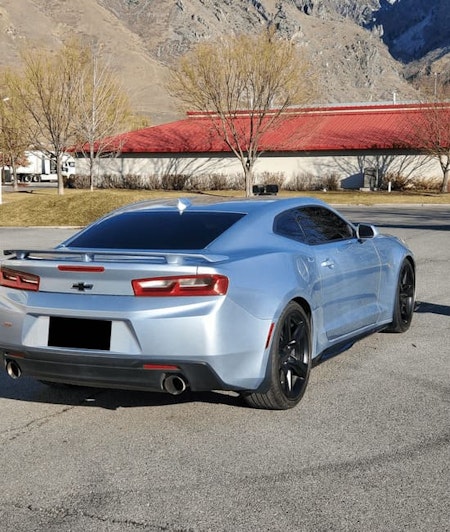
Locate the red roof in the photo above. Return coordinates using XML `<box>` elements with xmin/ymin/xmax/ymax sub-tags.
<box><xmin>109</xmin><ymin>103</ymin><xmax>450</xmax><ymax>155</ymax></box>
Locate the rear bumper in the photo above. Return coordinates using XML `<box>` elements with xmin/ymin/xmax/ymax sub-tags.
<box><xmin>0</xmin><ymin>288</ymin><xmax>273</xmax><ymax>392</ymax></box>
<box><xmin>2</xmin><ymin>350</ymin><xmax>241</xmax><ymax>393</ymax></box>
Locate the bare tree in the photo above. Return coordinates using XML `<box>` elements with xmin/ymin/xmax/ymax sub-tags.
<box><xmin>0</xmin><ymin>69</ymin><xmax>35</xmax><ymax>193</ymax></box>
<box><xmin>72</xmin><ymin>45</ymin><xmax>133</xmax><ymax>191</ymax></box>
<box><xmin>168</xmin><ymin>30</ymin><xmax>316</xmax><ymax>196</ymax></box>
<box><xmin>330</xmin><ymin>153</ymin><xmax>433</xmax><ymax>189</ymax></box>
<box><xmin>418</xmin><ymin>109</ymin><xmax>450</xmax><ymax>193</ymax></box>
<box><xmin>412</xmin><ymin>82</ymin><xmax>450</xmax><ymax>193</ymax></box>
<box><xmin>10</xmin><ymin>39</ymin><xmax>88</xmax><ymax>195</ymax></box>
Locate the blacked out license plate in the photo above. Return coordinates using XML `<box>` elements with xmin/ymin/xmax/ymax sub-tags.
<box><xmin>48</xmin><ymin>317</ymin><xmax>111</xmax><ymax>350</ymax></box>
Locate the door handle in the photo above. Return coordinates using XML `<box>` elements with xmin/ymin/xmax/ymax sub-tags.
<box><xmin>320</xmin><ymin>258</ymin><xmax>335</xmax><ymax>269</ymax></box>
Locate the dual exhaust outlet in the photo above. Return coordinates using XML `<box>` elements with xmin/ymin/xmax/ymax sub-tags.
<box><xmin>4</xmin><ymin>358</ymin><xmax>188</xmax><ymax>396</ymax></box>
<box><xmin>162</xmin><ymin>374</ymin><xmax>188</xmax><ymax>395</ymax></box>
<box><xmin>5</xmin><ymin>360</ymin><xmax>22</xmax><ymax>379</ymax></box>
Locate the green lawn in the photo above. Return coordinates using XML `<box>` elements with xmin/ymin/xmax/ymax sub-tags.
<box><xmin>0</xmin><ymin>187</ymin><xmax>448</xmax><ymax>227</ymax></box>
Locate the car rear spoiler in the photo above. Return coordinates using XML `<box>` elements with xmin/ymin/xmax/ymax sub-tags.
<box><xmin>3</xmin><ymin>249</ymin><xmax>228</xmax><ymax>265</ymax></box>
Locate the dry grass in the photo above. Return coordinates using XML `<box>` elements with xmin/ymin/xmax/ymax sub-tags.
<box><xmin>0</xmin><ymin>187</ymin><xmax>448</xmax><ymax>227</ymax></box>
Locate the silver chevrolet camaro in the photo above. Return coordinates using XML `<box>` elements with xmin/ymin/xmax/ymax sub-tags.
<box><xmin>0</xmin><ymin>197</ymin><xmax>415</xmax><ymax>409</ymax></box>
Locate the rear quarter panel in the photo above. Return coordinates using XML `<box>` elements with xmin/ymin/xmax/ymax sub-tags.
<box><xmin>204</xmin><ymin>250</ymin><xmax>321</xmax><ymax>322</ymax></box>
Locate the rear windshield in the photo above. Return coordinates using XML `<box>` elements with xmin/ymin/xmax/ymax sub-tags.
<box><xmin>67</xmin><ymin>211</ymin><xmax>245</xmax><ymax>250</ymax></box>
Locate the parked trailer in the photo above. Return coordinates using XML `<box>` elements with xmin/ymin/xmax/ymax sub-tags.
<box><xmin>14</xmin><ymin>151</ymin><xmax>75</xmax><ymax>183</ymax></box>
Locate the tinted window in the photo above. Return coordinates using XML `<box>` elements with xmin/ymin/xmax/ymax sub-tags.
<box><xmin>274</xmin><ymin>209</ymin><xmax>307</xmax><ymax>243</ymax></box>
<box><xmin>68</xmin><ymin>211</ymin><xmax>245</xmax><ymax>250</ymax></box>
<box><xmin>274</xmin><ymin>207</ymin><xmax>354</xmax><ymax>245</ymax></box>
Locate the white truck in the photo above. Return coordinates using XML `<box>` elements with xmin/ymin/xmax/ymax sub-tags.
<box><xmin>13</xmin><ymin>151</ymin><xmax>75</xmax><ymax>183</ymax></box>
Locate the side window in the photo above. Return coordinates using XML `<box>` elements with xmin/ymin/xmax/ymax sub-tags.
<box><xmin>274</xmin><ymin>210</ymin><xmax>307</xmax><ymax>243</ymax></box>
<box><xmin>274</xmin><ymin>207</ymin><xmax>354</xmax><ymax>245</ymax></box>
<box><xmin>298</xmin><ymin>206</ymin><xmax>354</xmax><ymax>244</ymax></box>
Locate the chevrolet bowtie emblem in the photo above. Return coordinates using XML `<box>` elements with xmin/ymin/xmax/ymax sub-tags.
<box><xmin>72</xmin><ymin>282</ymin><xmax>93</xmax><ymax>292</ymax></box>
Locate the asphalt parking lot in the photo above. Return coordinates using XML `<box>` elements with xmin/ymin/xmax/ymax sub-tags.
<box><xmin>0</xmin><ymin>205</ymin><xmax>449</xmax><ymax>532</ymax></box>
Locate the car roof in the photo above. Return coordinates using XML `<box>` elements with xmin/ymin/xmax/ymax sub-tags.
<box><xmin>110</xmin><ymin>196</ymin><xmax>329</xmax><ymax>217</ymax></box>
<box><xmin>114</xmin><ymin>197</ymin><xmax>335</xmax><ymax>252</ymax></box>
<box><xmin>62</xmin><ymin>196</ymin><xmax>340</xmax><ymax>254</ymax></box>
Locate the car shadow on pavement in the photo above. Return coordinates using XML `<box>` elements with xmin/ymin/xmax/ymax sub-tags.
<box><xmin>77</xmin><ymin>388</ymin><xmax>245</xmax><ymax>410</ymax></box>
<box><xmin>0</xmin><ymin>374</ymin><xmax>245</xmax><ymax>410</ymax></box>
<box><xmin>415</xmin><ymin>301</ymin><xmax>450</xmax><ymax>316</ymax></box>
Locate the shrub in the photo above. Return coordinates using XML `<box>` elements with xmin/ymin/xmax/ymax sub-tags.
<box><xmin>161</xmin><ymin>174</ymin><xmax>190</xmax><ymax>190</ymax></box>
<box><xmin>96</xmin><ymin>174</ymin><xmax>121</xmax><ymax>189</ymax></box>
<box><xmin>382</xmin><ymin>172</ymin><xmax>411</xmax><ymax>191</ymax></box>
<box><xmin>317</xmin><ymin>173</ymin><xmax>340</xmax><ymax>191</ymax></box>
<box><xmin>256</xmin><ymin>171</ymin><xmax>286</xmax><ymax>189</ymax></box>
<box><xmin>189</xmin><ymin>173</ymin><xmax>229</xmax><ymax>191</ymax></box>
<box><xmin>410</xmin><ymin>176</ymin><xmax>442</xmax><ymax>191</ymax></box>
<box><xmin>63</xmin><ymin>174</ymin><xmax>90</xmax><ymax>189</ymax></box>
<box><xmin>284</xmin><ymin>172</ymin><xmax>317</xmax><ymax>191</ymax></box>
<box><xmin>145</xmin><ymin>175</ymin><xmax>162</xmax><ymax>190</ymax></box>
<box><xmin>227</xmin><ymin>173</ymin><xmax>245</xmax><ymax>190</ymax></box>
<box><xmin>207</xmin><ymin>173</ymin><xmax>229</xmax><ymax>190</ymax></box>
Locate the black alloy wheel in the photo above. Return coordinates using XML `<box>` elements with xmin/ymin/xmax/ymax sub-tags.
<box><xmin>386</xmin><ymin>259</ymin><xmax>415</xmax><ymax>333</ymax></box>
<box><xmin>244</xmin><ymin>301</ymin><xmax>312</xmax><ymax>410</ymax></box>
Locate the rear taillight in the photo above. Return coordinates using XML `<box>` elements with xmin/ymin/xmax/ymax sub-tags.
<box><xmin>132</xmin><ymin>274</ymin><xmax>229</xmax><ymax>297</ymax></box>
<box><xmin>0</xmin><ymin>267</ymin><xmax>40</xmax><ymax>291</ymax></box>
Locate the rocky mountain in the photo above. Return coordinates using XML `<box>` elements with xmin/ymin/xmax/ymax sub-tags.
<box><xmin>0</xmin><ymin>0</ymin><xmax>447</xmax><ymax>125</ymax></box>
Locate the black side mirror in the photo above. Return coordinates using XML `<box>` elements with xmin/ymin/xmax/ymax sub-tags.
<box><xmin>356</xmin><ymin>223</ymin><xmax>378</xmax><ymax>239</ymax></box>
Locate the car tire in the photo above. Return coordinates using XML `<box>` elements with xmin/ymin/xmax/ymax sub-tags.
<box><xmin>243</xmin><ymin>301</ymin><xmax>312</xmax><ymax>410</ymax></box>
<box><xmin>385</xmin><ymin>258</ymin><xmax>415</xmax><ymax>333</ymax></box>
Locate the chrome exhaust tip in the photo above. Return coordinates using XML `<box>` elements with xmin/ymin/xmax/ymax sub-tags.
<box><xmin>163</xmin><ymin>374</ymin><xmax>187</xmax><ymax>395</ymax></box>
<box><xmin>6</xmin><ymin>360</ymin><xmax>22</xmax><ymax>379</ymax></box>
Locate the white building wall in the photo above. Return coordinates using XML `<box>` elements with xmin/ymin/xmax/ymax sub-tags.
<box><xmin>75</xmin><ymin>152</ymin><xmax>442</xmax><ymax>189</ymax></box>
